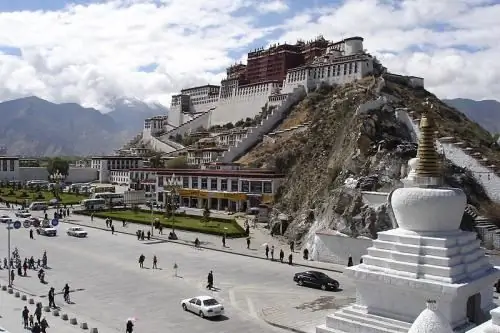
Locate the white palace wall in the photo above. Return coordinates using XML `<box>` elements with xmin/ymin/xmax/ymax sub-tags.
<box><xmin>161</xmin><ymin>111</ymin><xmax>212</xmax><ymax>138</ymax></box>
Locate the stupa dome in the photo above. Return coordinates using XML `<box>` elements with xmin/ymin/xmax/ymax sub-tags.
<box><xmin>408</xmin><ymin>157</ymin><xmax>419</xmax><ymax>171</ymax></box>
<box><xmin>408</xmin><ymin>301</ymin><xmax>453</xmax><ymax>333</ymax></box>
<box><xmin>391</xmin><ymin>187</ymin><xmax>466</xmax><ymax>232</ymax></box>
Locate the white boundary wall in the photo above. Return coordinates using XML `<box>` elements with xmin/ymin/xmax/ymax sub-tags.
<box><xmin>311</xmin><ymin>233</ymin><xmax>372</xmax><ymax>265</ymax></box>
<box><xmin>221</xmin><ymin>86</ymin><xmax>306</xmax><ymax>162</ymax></box>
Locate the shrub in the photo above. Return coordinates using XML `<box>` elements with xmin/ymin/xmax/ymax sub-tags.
<box><xmin>36</xmin><ymin>192</ymin><xmax>45</xmax><ymax>200</ymax></box>
<box><xmin>7</xmin><ymin>189</ymin><xmax>15</xmax><ymax>196</ymax></box>
<box><xmin>19</xmin><ymin>191</ymin><xmax>29</xmax><ymax>198</ymax></box>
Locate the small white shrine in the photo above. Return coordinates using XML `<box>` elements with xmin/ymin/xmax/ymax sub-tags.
<box><xmin>317</xmin><ymin>113</ymin><xmax>500</xmax><ymax>333</ymax></box>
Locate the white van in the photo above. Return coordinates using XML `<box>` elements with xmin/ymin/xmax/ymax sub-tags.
<box><xmin>29</xmin><ymin>201</ymin><xmax>48</xmax><ymax>211</ymax></box>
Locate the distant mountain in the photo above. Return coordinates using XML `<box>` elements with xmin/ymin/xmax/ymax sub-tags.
<box><xmin>106</xmin><ymin>98</ymin><xmax>168</xmax><ymax>132</ymax></box>
<box><xmin>443</xmin><ymin>98</ymin><xmax>500</xmax><ymax>134</ymax></box>
<box><xmin>0</xmin><ymin>96</ymin><xmax>166</xmax><ymax>156</ymax></box>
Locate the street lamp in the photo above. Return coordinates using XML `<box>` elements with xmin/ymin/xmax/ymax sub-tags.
<box><xmin>164</xmin><ymin>174</ymin><xmax>182</xmax><ymax>231</ymax></box>
<box><xmin>50</xmin><ymin>170</ymin><xmax>65</xmax><ymax>202</ymax></box>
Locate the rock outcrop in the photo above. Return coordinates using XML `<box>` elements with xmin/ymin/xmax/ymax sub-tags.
<box><xmin>238</xmin><ymin>76</ymin><xmax>499</xmax><ymax>244</ymax></box>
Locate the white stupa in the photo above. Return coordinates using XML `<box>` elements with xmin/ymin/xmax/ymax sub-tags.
<box><xmin>317</xmin><ymin>113</ymin><xmax>500</xmax><ymax>333</ymax></box>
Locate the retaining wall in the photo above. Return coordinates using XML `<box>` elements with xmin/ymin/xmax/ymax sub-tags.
<box><xmin>311</xmin><ymin>233</ymin><xmax>372</xmax><ymax>265</ymax></box>
<box><xmin>221</xmin><ymin>86</ymin><xmax>306</xmax><ymax>162</ymax></box>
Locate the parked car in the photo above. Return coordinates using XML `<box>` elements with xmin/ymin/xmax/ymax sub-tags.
<box><xmin>15</xmin><ymin>210</ymin><xmax>31</xmax><ymax>218</ymax></box>
<box><xmin>0</xmin><ymin>215</ymin><xmax>12</xmax><ymax>224</ymax></box>
<box><xmin>67</xmin><ymin>226</ymin><xmax>88</xmax><ymax>238</ymax></box>
<box><xmin>293</xmin><ymin>271</ymin><xmax>339</xmax><ymax>291</ymax></box>
<box><xmin>37</xmin><ymin>226</ymin><xmax>57</xmax><ymax>237</ymax></box>
<box><xmin>181</xmin><ymin>296</ymin><xmax>224</xmax><ymax>318</ymax></box>
<box><xmin>25</xmin><ymin>217</ymin><xmax>40</xmax><ymax>227</ymax></box>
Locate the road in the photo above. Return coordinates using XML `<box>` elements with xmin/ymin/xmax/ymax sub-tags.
<box><xmin>0</xmin><ymin>208</ymin><xmax>355</xmax><ymax>333</ymax></box>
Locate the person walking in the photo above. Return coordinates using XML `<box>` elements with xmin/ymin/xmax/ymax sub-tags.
<box><xmin>30</xmin><ymin>229</ymin><xmax>34</xmax><ymax>239</ymax></box>
<box><xmin>48</xmin><ymin>287</ymin><xmax>56</xmax><ymax>308</ymax></box>
<box><xmin>152</xmin><ymin>255</ymin><xmax>158</xmax><ymax>269</ymax></box>
<box><xmin>31</xmin><ymin>322</ymin><xmax>41</xmax><ymax>333</ymax></box>
<box><xmin>279</xmin><ymin>249</ymin><xmax>284</xmax><ymax>263</ymax></box>
<box><xmin>246</xmin><ymin>237</ymin><xmax>251</xmax><ymax>249</ymax></box>
<box><xmin>288</xmin><ymin>253</ymin><xmax>293</xmax><ymax>265</ymax></box>
<box><xmin>206</xmin><ymin>270</ymin><xmax>214</xmax><ymax>290</ymax></box>
<box><xmin>90</xmin><ymin>213</ymin><xmax>94</xmax><ymax>222</ymax></box>
<box><xmin>22</xmin><ymin>306</ymin><xmax>29</xmax><ymax>328</ymax></box>
<box><xmin>40</xmin><ymin>317</ymin><xmax>49</xmax><ymax>333</ymax></box>
<box><xmin>265</xmin><ymin>245</ymin><xmax>269</xmax><ymax>259</ymax></box>
<box><xmin>35</xmin><ymin>303</ymin><xmax>42</xmax><ymax>323</ymax></box>
<box><xmin>126</xmin><ymin>319</ymin><xmax>134</xmax><ymax>333</ymax></box>
<box><xmin>138</xmin><ymin>254</ymin><xmax>145</xmax><ymax>268</ymax></box>
<box><xmin>222</xmin><ymin>234</ymin><xmax>226</xmax><ymax>247</ymax></box>
<box><xmin>111</xmin><ymin>224</ymin><xmax>115</xmax><ymax>235</ymax></box>
<box><xmin>271</xmin><ymin>245</ymin><xmax>275</xmax><ymax>260</ymax></box>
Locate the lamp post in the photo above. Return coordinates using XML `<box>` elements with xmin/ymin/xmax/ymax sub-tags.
<box><xmin>7</xmin><ymin>220</ymin><xmax>12</xmax><ymax>287</ymax></box>
<box><xmin>165</xmin><ymin>174</ymin><xmax>182</xmax><ymax>231</ymax></box>
<box><xmin>50</xmin><ymin>170</ymin><xmax>65</xmax><ymax>203</ymax></box>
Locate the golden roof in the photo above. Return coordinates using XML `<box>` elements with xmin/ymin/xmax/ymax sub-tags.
<box><xmin>416</xmin><ymin>113</ymin><xmax>441</xmax><ymax>178</ymax></box>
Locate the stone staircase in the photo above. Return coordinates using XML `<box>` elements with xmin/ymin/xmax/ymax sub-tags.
<box><xmin>317</xmin><ymin>305</ymin><xmax>411</xmax><ymax>333</ymax></box>
<box><xmin>219</xmin><ymin>86</ymin><xmax>307</xmax><ymax>163</ymax></box>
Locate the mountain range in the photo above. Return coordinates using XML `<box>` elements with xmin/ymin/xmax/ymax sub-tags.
<box><xmin>443</xmin><ymin>98</ymin><xmax>500</xmax><ymax>134</ymax></box>
<box><xmin>0</xmin><ymin>96</ymin><xmax>167</xmax><ymax>156</ymax></box>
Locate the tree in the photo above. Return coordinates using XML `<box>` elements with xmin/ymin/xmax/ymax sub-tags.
<box><xmin>202</xmin><ymin>204</ymin><xmax>211</xmax><ymax>223</ymax></box>
<box><xmin>150</xmin><ymin>154</ymin><xmax>164</xmax><ymax>168</ymax></box>
<box><xmin>46</xmin><ymin>158</ymin><xmax>69</xmax><ymax>176</ymax></box>
<box><xmin>165</xmin><ymin>156</ymin><xmax>188</xmax><ymax>169</ymax></box>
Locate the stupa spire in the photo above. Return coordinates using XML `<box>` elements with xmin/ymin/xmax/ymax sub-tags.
<box><xmin>415</xmin><ymin>112</ymin><xmax>441</xmax><ymax>182</ymax></box>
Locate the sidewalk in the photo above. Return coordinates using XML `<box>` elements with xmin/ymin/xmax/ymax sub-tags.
<box><xmin>55</xmin><ymin>211</ymin><xmax>345</xmax><ymax>274</ymax></box>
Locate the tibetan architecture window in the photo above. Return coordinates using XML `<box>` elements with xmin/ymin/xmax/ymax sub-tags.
<box><xmin>182</xmin><ymin>177</ymin><xmax>189</xmax><ymax>188</ymax></box>
<box><xmin>241</xmin><ymin>180</ymin><xmax>249</xmax><ymax>192</ymax></box>
<box><xmin>250</xmin><ymin>181</ymin><xmax>263</xmax><ymax>193</ymax></box>
<box><xmin>201</xmin><ymin>178</ymin><xmax>208</xmax><ymax>189</ymax></box>
<box><xmin>192</xmin><ymin>177</ymin><xmax>198</xmax><ymax>189</ymax></box>
<box><xmin>263</xmin><ymin>182</ymin><xmax>273</xmax><ymax>193</ymax></box>
<box><xmin>210</xmin><ymin>178</ymin><xmax>218</xmax><ymax>190</ymax></box>
<box><xmin>9</xmin><ymin>160</ymin><xmax>14</xmax><ymax>171</ymax></box>
<box><xmin>221</xmin><ymin>179</ymin><xmax>228</xmax><ymax>191</ymax></box>
<box><xmin>230</xmin><ymin>180</ymin><xmax>239</xmax><ymax>192</ymax></box>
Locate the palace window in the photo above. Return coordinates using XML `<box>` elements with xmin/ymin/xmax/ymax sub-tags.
<box><xmin>192</xmin><ymin>177</ymin><xmax>198</xmax><ymax>189</ymax></box>
<box><xmin>349</xmin><ymin>62</ymin><xmax>352</xmax><ymax>74</ymax></box>
<box><xmin>250</xmin><ymin>181</ymin><xmax>263</xmax><ymax>193</ymax></box>
<box><xmin>221</xmin><ymin>179</ymin><xmax>228</xmax><ymax>191</ymax></box>
<box><xmin>263</xmin><ymin>182</ymin><xmax>273</xmax><ymax>193</ymax></box>
<box><xmin>158</xmin><ymin>176</ymin><xmax>164</xmax><ymax>186</ymax></box>
<box><xmin>201</xmin><ymin>178</ymin><xmax>208</xmax><ymax>189</ymax></box>
<box><xmin>182</xmin><ymin>177</ymin><xmax>189</xmax><ymax>188</ymax></box>
<box><xmin>241</xmin><ymin>180</ymin><xmax>249</xmax><ymax>192</ymax></box>
<box><xmin>327</xmin><ymin>66</ymin><xmax>331</xmax><ymax>77</ymax></box>
<box><xmin>210</xmin><ymin>178</ymin><xmax>218</xmax><ymax>190</ymax></box>
<box><xmin>230</xmin><ymin>180</ymin><xmax>239</xmax><ymax>192</ymax></box>
<box><xmin>2</xmin><ymin>160</ymin><xmax>6</xmax><ymax>171</ymax></box>
<box><xmin>354</xmin><ymin>62</ymin><xmax>358</xmax><ymax>73</ymax></box>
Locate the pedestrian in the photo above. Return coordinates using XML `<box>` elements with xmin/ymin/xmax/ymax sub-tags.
<box><xmin>105</xmin><ymin>218</ymin><xmax>109</xmax><ymax>228</ymax></box>
<box><xmin>32</xmin><ymin>322</ymin><xmax>41</xmax><ymax>333</ymax></box>
<box><xmin>159</xmin><ymin>225</ymin><xmax>163</xmax><ymax>235</ymax></box>
<box><xmin>153</xmin><ymin>255</ymin><xmax>157</xmax><ymax>269</ymax></box>
<box><xmin>288</xmin><ymin>253</ymin><xmax>293</xmax><ymax>265</ymax></box>
<box><xmin>48</xmin><ymin>287</ymin><xmax>56</xmax><ymax>308</ymax></box>
<box><xmin>147</xmin><ymin>230</ymin><xmax>151</xmax><ymax>240</ymax></box>
<box><xmin>10</xmin><ymin>269</ymin><xmax>15</xmax><ymax>284</ymax></box>
<box><xmin>23</xmin><ymin>261</ymin><xmax>28</xmax><ymax>276</ymax></box>
<box><xmin>347</xmin><ymin>256</ymin><xmax>353</xmax><ymax>267</ymax></box>
<box><xmin>35</xmin><ymin>303</ymin><xmax>42</xmax><ymax>323</ymax></box>
<box><xmin>222</xmin><ymin>234</ymin><xmax>226</xmax><ymax>247</ymax></box>
<box><xmin>279</xmin><ymin>249</ymin><xmax>284</xmax><ymax>263</ymax></box>
<box><xmin>126</xmin><ymin>319</ymin><xmax>134</xmax><ymax>333</ymax></box>
<box><xmin>290</xmin><ymin>241</ymin><xmax>294</xmax><ymax>253</ymax></box>
<box><xmin>40</xmin><ymin>317</ymin><xmax>49</xmax><ymax>333</ymax></box>
<box><xmin>206</xmin><ymin>270</ymin><xmax>214</xmax><ymax>290</ymax></box>
<box><xmin>303</xmin><ymin>248</ymin><xmax>309</xmax><ymax>260</ymax></box>
<box><xmin>136</xmin><ymin>230</ymin><xmax>141</xmax><ymax>240</ymax></box>
<box><xmin>246</xmin><ymin>237</ymin><xmax>251</xmax><ymax>249</ymax></box>
<box><xmin>111</xmin><ymin>225</ymin><xmax>115</xmax><ymax>235</ymax></box>
<box><xmin>271</xmin><ymin>245</ymin><xmax>275</xmax><ymax>260</ymax></box>
<box><xmin>265</xmin><ymin>245</ymin><xmax>269</xmax><ymax>259</ymax></box>
<box><xmin>90</xmin><ymin>213</ymin><xmax>94</xmax><ymax>222</ymax></box>
<box><xmin>22</xmin><ymin>305</ymin><xmax>29</xmax><ymax>328</ymax></box>
<box><xmin>29</xmin><ymin>314</ymin><xmax>34</xmax><ymax>327</ymax></box>
<box><xmin>138</xmin><ymin>254</ymin><xmax>145</xmax><ymax>268</ymax></box>
<box><xmin>30</xmin><ymin>229</ymin><xmax>34</xmax><ymax>239</ymax></box>
<box><xmin>122</xmin><ymin>220</ymin><xmax>126</xmax><ymax>227</ymax></box>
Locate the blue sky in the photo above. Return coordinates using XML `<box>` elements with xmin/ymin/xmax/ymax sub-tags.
<box><xmin>0</xmin><ymin>0</ymin><xmax>499</xmax><ymax>108</ymax></box>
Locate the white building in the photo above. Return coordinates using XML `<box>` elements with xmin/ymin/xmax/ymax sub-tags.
<box><xmin>155</xmin><ymin>163</ymin><xmax>283</xmax><ymax>212</ymax></box>
<box><xmin>0</xmin><ymin>156</ymin><xmax>20</xmax><ymax>181</ymax></box>
<box><xmin>91</xmin><ymin>156</ymin><xmax>144</xmax><ymax>183</ymax></box>
<box><xmin>169</xmin><ymin>85</ymin><xmax>220</xmax><ymax>127</ymax></box>
<box><xmin>214</xmin><ymin>128</ymin><xmax>248</xmax><ymax>147</ymax></box>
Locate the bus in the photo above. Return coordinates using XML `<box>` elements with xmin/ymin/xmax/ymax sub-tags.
<box><xmin>92</xmin><ymin>192</ymin><xmax>124</xmax><ymax>206</ymax></box>
<box><xmin>92</xmin><ymin>185</ymin><xmax>115</xmax><ymax>194</ymax></box>
<box><xmin>80</xmin><ymin>199</ymin><xmax>106</xmax><ymax>211</ymax></box>
<box><xmin>27</xmin><ymin>180</ymin><xmax>50</xmax><ymax>189</ymax></box>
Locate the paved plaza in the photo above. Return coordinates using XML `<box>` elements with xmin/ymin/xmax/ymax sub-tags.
<box><xmin>0</xmin><ymin>207</ymin><xmax>356</xmax><ymax>333</ymax></box>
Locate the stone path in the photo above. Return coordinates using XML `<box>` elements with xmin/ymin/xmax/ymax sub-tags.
<box><xmin>55</xmin><ymin>210</ymin><xmax>345</xmax><ymax>274</ymax></box>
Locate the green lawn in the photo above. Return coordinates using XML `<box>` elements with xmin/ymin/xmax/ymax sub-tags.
<box><xmin>76</xmin><ymin>209</ymin><xmax>246</xmax><ymax>237</ymax></box>
<box><xmin>0</xmin><ymin>187</ymin><xmax>88</xmax><ymax>205</ymax></box>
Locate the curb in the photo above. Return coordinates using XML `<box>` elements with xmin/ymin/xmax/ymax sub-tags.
<box><xmin>0</xmin><ymin>281</ymin><xmax>97</xmax><ymax>332</ymax></box>
<box><xmin>260</xmin><ymin>312</ymin><xmax>309</xmax><ymax>333</ymax></box>
<box><xmin>62</xmin><ymin>219</ymin><xmax>344</xmax><ymax>274</ymax></box>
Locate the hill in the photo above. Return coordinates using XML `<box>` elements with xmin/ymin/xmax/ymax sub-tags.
<box><xmin>444</xmin><ymin>98</ymin><xmax>500</xmax><ymax>134</ymax></box>
<box><xmin>0</xmin><ymin>96</ymin><xmax>166</xmax><ymax>156</ymax></box>
<box><xmin>237</xmin><ymin>76</ymin><xmax>500</xmax><ymax>243</ymax></box>
<box><xmin>106</xmin><ymin>98</ymin><xmax>168</xmax><ymax>132</ymax></box>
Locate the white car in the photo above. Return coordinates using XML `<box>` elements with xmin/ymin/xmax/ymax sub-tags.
<box><xmin>0</xmin><ymin>215</ymin><xmax>12</xmax><ymax>224</ymax></box>
<box><xmin>67</xmin><ymin>226</ymin><xmax>88</xmax><ymax>238</ymax></box>
<box><xmin>0</xmin><ymin>326</ymin><xmax>10</xmax><ymax>333</ymax></box>
<box><xmin>15</xmin><ymin>210</ymin><xmax>31</xmax><ymax>218</ymax></box>
<box><xmin>181</xmin><ymin>296</ymin><xmax>224</xmax><ymax>318</ymax></box>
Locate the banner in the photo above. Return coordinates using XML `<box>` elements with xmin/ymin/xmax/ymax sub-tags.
<box><xmin>178</xmin><ymin>189</ymin><xmax>246</xmax><ymax>201</ymax></box>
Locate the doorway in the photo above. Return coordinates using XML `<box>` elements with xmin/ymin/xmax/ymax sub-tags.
<box><xmin>467</xmin><ymin>293</ymin><xmax>483</xmax><ymax>324</ymax></box>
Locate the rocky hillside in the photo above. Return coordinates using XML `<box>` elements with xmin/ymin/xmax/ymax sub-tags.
<box><xmin>238</xmin><ymin>75</ymin><xmax>497</xmax><ymax>243</ymax></box>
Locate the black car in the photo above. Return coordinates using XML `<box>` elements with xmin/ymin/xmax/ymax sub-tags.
<box><xmin>293</xmin><ymin>271</ymin><xmax>339</xmax><ymax>291</ymax></box>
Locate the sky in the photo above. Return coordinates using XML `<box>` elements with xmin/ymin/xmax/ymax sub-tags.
<box><xmin>0</xmin><ymin>0</ymin><xmax>500</xmax><ymax>110</ymax></box>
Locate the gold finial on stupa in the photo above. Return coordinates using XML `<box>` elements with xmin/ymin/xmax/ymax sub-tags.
<box><xmin>415</xmin><ymin>113</ymin><xmax>441</xmax><ymax>178</ymax></box>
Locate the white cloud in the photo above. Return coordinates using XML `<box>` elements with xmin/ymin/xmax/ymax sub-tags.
<box><xmin>257</xmin><ymin>0</ymin><xmax>289</xmax><ymax>13</ymax></box>
<box><xmin>0</xmin><ymin>0</ymin><xmax>499</xmax><ymax>111</ymax></box>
